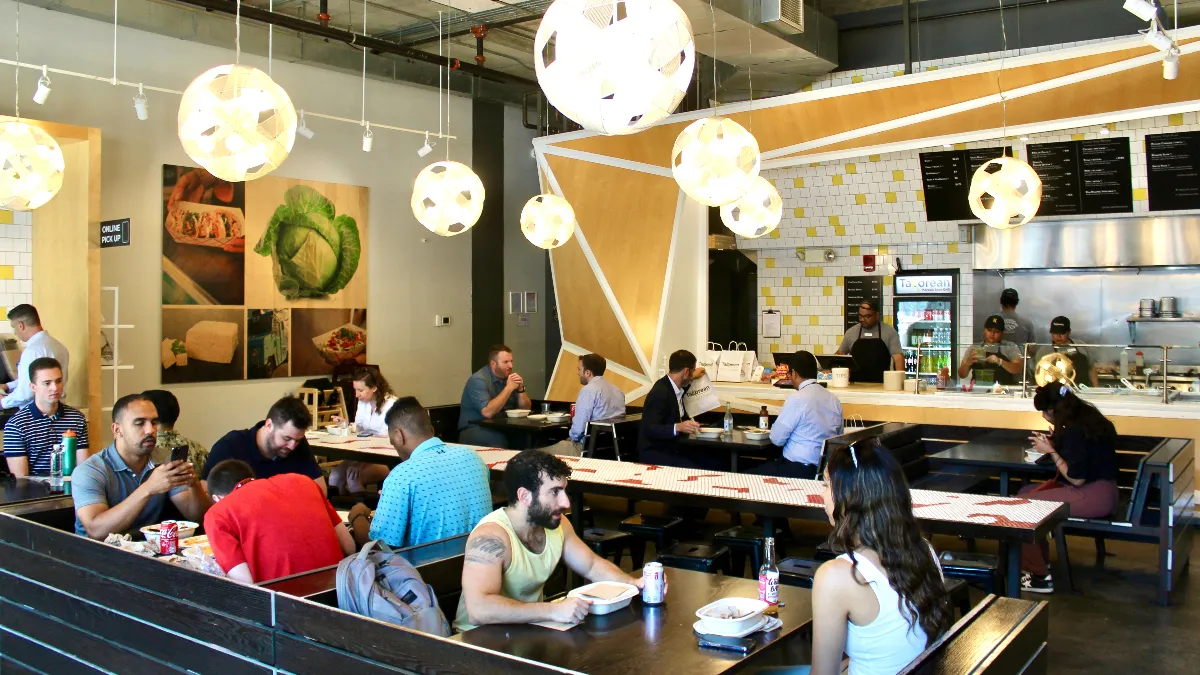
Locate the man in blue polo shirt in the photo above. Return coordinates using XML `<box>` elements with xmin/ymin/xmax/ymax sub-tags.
<box><xmin>202</xmin><ymin>396</ymin><xmax>326</xmax><ymax>494</ymax></box>
<box><xmin>73</xmin><ymin>393</ymin><xmax>209</xmax><ymax>539</ymax></box>
<box><xmin>457</xmin><ymin>344</ymin><xmax>531</xmax><ymax>448</ymax></box>
<box><xmin>4</xmin><ymin>357</ymin><xmax>89</xmax><ymax>476</ymax></box>
<box><xmin>349</xmin><ymin>396</ymin><xmax>491</xmax><ymax>548</ymax></box>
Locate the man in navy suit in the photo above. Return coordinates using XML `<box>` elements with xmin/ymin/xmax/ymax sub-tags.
<box><xmin>637</xmin><ymin>350</ymin><xmax>722</xmax><ymax>470</ymax></box>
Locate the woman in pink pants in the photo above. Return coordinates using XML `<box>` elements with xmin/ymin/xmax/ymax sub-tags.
<box><xmin>1019</xmin><ymin>384</ymin><xmax>1119</xmax><ymax>593</ymax></box>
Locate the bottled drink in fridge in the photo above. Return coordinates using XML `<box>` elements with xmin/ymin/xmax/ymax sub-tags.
<box><xmin>758</xmin><ymin>537</ymin><xmax>780</xmax><ymax>605</ymax></box>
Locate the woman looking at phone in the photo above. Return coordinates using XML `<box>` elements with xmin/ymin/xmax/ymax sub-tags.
<box><xmin>1019</xmin><ymin>383</ymin><xmax>1119</xmax><ymax>593</ymax></box>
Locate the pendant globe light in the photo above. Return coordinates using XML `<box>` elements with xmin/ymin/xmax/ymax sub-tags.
<box><xmin>672</xmin><ymin>116</ymin><xmax>760</xmax><ymax>206</ymax></box>
<box><xmin>520</xmin><ymin>194</ymin><xmax>576</xmax><ymax>249</ymax></box>
<box><xmin>720</xmin><ymin>176</ymin><xmax>781</xmax><ymax>238</ymax></box>
<box><xmin>178</xmin><ymin>1</ymin><xmax>296</xmax><ymax>182</ymax></box>
<box><xmin>534</xmin><ymin>0</ymin><xmax>695</xmax><ymax>135</ymax></box>
<box><xmin>0</xmin><ymin>4</ymin><xmax>64</xmax><ymax>210</ymax></box>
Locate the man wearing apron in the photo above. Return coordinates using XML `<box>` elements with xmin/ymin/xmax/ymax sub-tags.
<box><xmin>837</xmin><ymin>301</ymin><xmax>904</xmax><ymax>383</ymax></box>
<box><xmin>1033</xmin><ymin>316</ymin><xmax>1098</xmax><ymax>387</ymax></box>
<box><xmin>958</xmin><ymin>315</ymin><xmax>1025</xmax><ymax>386</ymax></box>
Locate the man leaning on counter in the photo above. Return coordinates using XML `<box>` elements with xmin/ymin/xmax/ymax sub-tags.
<box><xmin>836</xmin><ymin>300</ymin><xmax>904</xmax><ymax>382</ymax></box>
<box><xmin>959</xmin><ymin>315</ymin><xmax>1025</xmax><ymax>385</ymax></box>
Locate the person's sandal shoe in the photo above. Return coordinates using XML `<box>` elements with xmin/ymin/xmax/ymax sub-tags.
<box><xmin>1020</xmin><ymin>571</ymin><xmax>1054</xmax><ymax>594</ymax></box>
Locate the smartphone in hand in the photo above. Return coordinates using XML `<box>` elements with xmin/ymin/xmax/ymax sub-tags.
<box><xmin>169</xmin><ymin>445</ymin><xmax>189</xmax><ymax>464</ymax></box>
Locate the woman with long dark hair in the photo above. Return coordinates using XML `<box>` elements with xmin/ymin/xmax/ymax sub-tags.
<box><xmin>1020</xmin><ymin>383</ymin><xmax>1119</xmax><ymax>593</ymax></box>
<box><xmin>806</xmin><ymin>440</ymin><xmax>952</xmax><ymax>675</ymax></box>
<box><xmin>329</xmin><ymin>367</ymin><xmax>398</xmax><ymax>495</ymax></box>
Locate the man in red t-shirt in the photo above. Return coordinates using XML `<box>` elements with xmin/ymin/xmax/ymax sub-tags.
<box><xmin>204</xmin><ymin>459</ymin><xmax>357</xmax><ymax>583</ymax></box>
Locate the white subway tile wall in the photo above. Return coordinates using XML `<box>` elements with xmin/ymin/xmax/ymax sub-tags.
<box><xmin>0</xmin><ymin>210</ymin><xmax>34</xmax><ymax>313</ymax></box>
<box><xmin>739</xmin><ymin>39</ymin><xmax>1200</xmax><ymax>363</ymax></box>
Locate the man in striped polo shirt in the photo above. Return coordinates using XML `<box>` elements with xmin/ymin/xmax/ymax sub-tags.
<box><xmin>3</xmin><ymin>357</ymin><xmax>89</xmax><ymax>476</ymax></box>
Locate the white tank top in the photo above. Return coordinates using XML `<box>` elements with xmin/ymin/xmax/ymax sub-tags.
<box><xmin>838</xmin><ymin>551</ymin><xmax>933</xmax><ymax>675</ymax></box>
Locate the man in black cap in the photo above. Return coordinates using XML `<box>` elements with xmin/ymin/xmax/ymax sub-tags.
<box><xmin>836</xmin><ymin>300</ymin><xmax>903</xmax><ymax>383</ymax></box>
<box><xmin>958</xmin><ymin>315</ymin><xmax>1024</xmax><ymax>385</ymax></box>
<box><xmin>1033</xmin><ymin>317</ymin><xmax>1097</xmax><ymax>387</ymax></box>
<box><xmin>999</xmin><ymin>288</ymin><xmax>1035</xmax><ymax>348</ymax></box>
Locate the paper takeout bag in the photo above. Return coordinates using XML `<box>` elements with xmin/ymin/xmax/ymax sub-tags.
<box><xmin>683</xmin><ymin>372</ymin><xmax>721</xmax><ymax>418</ymax></box>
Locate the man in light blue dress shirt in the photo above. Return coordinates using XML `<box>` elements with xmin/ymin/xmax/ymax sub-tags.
<box><xmin>543</xmin><ymin>354</ymin><xmax>626</xmax><ymax>457</ymax></box>
<box><xmin>750</xmin><ymin>351</ymin><xmax>843</xmax><ymax>479</ymax></box>
<box><xmin>3</xmin><ymin>305</ymin><xmax>70</xmax><ymax>410</ymax></box>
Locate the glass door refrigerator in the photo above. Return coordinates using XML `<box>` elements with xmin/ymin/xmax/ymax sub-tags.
<box><xmin>893</xmin><ymin>270</ymin><xmax>959</xmax><ymax>383</ymax></box>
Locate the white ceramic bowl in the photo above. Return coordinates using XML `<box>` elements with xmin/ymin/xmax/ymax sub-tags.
<box><xmin>141</xmin><ymin>521</ymin><xmax>199</xmax><ymax>548</ymax></box>
<box><xmin>695</xmin><ymin>597</ymin><xmax>769</xmax><ymax>635</ymax></box>
<box><xmin>568</xmin><ymin>581</ymin><xmax>639</xmax><ymax>615</ymax></box>
<box><xmin>696</xmin><ymin>427</ymin><xmax>724</xmax><ymax>439</ymax></box>
<box><xmin>505</xmin><ymin>409</ymin><xmax>532</xmax><ymax>418</ymax></box>
<box><xmin>546</xmin><ymin>413</ymin><xmax>570</xmax><ymax>423</ymax></box>
<box><xmin>743</xmin><ymin>430</ymin><xmax>770</xmax><ymax>441</ymax></box>
<box><xmin>325</xmin><ymin>425</ymin><xmax>350</xmax><ymax>436</ymax></box>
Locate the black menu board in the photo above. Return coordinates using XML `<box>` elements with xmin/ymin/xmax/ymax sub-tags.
<box><xmin>919</xmin><ymin>147</ymin><xmax>1010</xmax><ymax>221</ymax></box>
<box><xmin>1146</xmin><ymin>131</ymin><xmax>1200</xmax><ymax>211</ymax></box>
<box><xmin>1027</xmin><ymin>137</ymin><xmax>1132</xmax><ymax>216</ymax></box>
<box><xmin>844</xmin><ymin>276</ymin><xmax>883</xmax><ymax>331</ymax></box>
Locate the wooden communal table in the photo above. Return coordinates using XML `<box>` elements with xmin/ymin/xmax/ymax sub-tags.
<box><xmin>0</xmin><ymin>476</ymin><xmax>65</xmax><ymax>506</ymax></box>
<box><xmin>453</xmin><ymin>567</ymin><xmax>813</xmax><ymax>675</ymax></box>
<box><xmin>677</xmin><ymin>429</ymin><xmax>780</xmax><ymax>472</ymax></box>
<box><xmin>928</xmin><ymin>430</ymin><xmax>1057</xmax><ymax>497</ymax></box>
<box><xmin>473</xmin><ymin>416</ymin><xmax>573</xmax><ymax>449</ymax></box>
<box><xmin>307</xmin><ymin>432</ymin><xmax>400</xmax><ymax>463</ymax></box>
<box><xmin>476</xmin><ymin>450</ymin><xmax>1069</xmax><ymax>598</ymax></box>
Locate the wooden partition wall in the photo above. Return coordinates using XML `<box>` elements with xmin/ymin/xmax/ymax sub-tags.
<box><xmin>534</xmin><ymin>30</ymin><xmax>1200</xmax><ymax>403</ymax></box>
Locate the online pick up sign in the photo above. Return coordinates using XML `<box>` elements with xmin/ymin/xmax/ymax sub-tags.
<box><xmin>100</xmin><ymin>218</ymin><xmax>130</xmax><ymax>248</ymax></box>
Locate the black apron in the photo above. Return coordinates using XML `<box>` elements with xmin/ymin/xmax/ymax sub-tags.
<box><xmin>850</xmin><ymin>327</ymin><xmax>893</xmax><ymax>384</ymax></box>
<box><xmin>1054</xmin><ymin>345</ymin><xmax>1092</xmax><ymax>385</ymax></box>
<box><xmin>972</xmin><ymin>346</ymin><xmax>1017</xmax><ymax>385</ymax></box>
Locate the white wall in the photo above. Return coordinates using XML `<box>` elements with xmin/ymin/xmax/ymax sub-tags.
<box><xmin>656</xmin><ymin>197</ymin><xmax>707</xmax><ymax>378</ymax></box>
<box><xmin>0</xmin><ymin>1</ymin><xmax>475</xmax><ymax>446</ymax></box>
<box><xmin>502</xmin><ymin>107</ymin><xmax>547</xmax><ymax>397</ymax></box>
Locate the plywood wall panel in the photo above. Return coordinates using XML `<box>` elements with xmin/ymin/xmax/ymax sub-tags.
<box><xmin>545</xmin><ymin>349</ymin><xmax>648</xmax><ymax>403</ymax></box>
<box><xmin>550</xmin><ymin>236</ymin><xmax>644</xmax><ymax>375</ymax></box>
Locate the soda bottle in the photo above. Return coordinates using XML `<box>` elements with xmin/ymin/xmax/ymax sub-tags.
<box><xmin>723</xmin><ymin>404</ymin><xmax>734</xmax><ymax>434</ymax></box>
<box><xmin>758</xmin><ymin>537</ymin><xmax>780</xmax><ymax>605</ymax></box>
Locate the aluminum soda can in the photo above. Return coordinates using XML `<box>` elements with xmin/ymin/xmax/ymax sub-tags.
<box><xmin>159</xmin><ymin>520</ymin><xmax>179</xmax><ymax>555</ymax></box>
<box><xmin>642</xmin><ymin>562</ymin><xmax>666</xmax><ymax>605</ymax></box>
<box><xmin>570</xmin><ymin>403</ymin><xmax>576</xmax><ymax>418</ymax></box>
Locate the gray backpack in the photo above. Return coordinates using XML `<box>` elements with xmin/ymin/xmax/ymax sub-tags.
<box><xmin>336</xmin><ymin>540</ymin><xmax>451</xmax><ymax>637</ymax></box>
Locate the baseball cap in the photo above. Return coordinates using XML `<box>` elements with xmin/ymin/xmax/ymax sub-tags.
<box><xmin>859</xmin><ymin>300</ymin><xmax>880</xmax><ymax>313</ymax></box>
<box><xmin>1050</xmin><ymin>316</ymin><xmax>1071</xmax><ymax>334</ymax></box>
<box><xmin>984</xmin><ymin>315</ymin><xmax>1005</xmax><ymax>331</ymax></box>
<box><xmin>1000</xmin><ymin>288</ymin><xmax>1019</xmax><ymax>306</ymax></box>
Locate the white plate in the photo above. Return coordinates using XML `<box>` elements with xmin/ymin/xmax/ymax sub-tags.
<box><xmin>692</xmin><ymin>615</ymin><xmax>772</xmax><ymax>638</ymax></box>
<box><xmin>1025</xmin><ymin>451</ymin><xmax>1045</xmax><ymax>464</ymax></box>
<box><xmin>505</xmin><ymin>409</ymin><xmax>532</xmax><ymax>418</ymax></box>
<box><xmin>527</xmin><ymin>414</ymin><xmax>548</xmax><ymax>420</ymax></box>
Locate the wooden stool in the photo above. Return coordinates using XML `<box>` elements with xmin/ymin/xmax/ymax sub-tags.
<box><xmin>939</xmin><ymin>551</ymin><xmax>1002</xmax><ymax>595</ymax></box>
<box><xmin>657</xmin><ymin>543</ymin><xmax>732</xmax><ymax>575</ymax></box>
<box><xmin>713</xmin><ymin>526</ymin><xmax>784</xmax><ymax>578</ymax></box>
<box><xmin>945</xmin><ymin>577</ymin><xmax>974</xmax><ymax>618</ymax></box>
<box><xmin>778</xmin><ymin>557</ymin><xmax>820</xmax><ymax>588</ymax></box>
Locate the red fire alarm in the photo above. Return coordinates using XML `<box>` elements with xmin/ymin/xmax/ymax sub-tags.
<box><xmin>863</xmin><ymin>254</ymin><xmax>876</xmax><ymax>272</ymax></box>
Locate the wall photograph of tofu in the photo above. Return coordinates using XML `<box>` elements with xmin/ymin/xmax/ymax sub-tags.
<box><xmin>161</xmin><ymin>308</ymin><xmax>245</xmax><ymax>383</ymax></box>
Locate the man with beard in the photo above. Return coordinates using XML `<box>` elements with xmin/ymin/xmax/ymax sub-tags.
<box><xmin>202</xmin><ymin>396</ymin><xmax>326</xmax><ymax>494</ymax></box>
<box><xmin>542</xmin><ymin>353</ymin><xmax>625</xmax><ymax>457</ymax></box>
<box><xmin>458</xmin><ymin>344</ymin><xmax>532</xmax><ymax>448</ymax></box>
<box><xmin>455</xmin><ymin>450</ymin><xmax>644</xmax><ymax>631</ymax></box>
<box><xmin>73</xmin><ymin>393</ymin><xmax>208</xmax><ymax>539</ymax></box>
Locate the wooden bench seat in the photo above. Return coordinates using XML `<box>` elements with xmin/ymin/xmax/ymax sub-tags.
<box><xmin>900</xmin><ymin>595</ymin><xmax>1049</xmax><ymax>675</ymax></box>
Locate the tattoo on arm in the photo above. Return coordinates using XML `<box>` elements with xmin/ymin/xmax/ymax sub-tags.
<box><xmin>465</xmin><ymin>533</ymin><xmax>507</xmax><ymax>566</ymax></box>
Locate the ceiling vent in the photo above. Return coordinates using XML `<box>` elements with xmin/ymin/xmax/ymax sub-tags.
<box><xmin>762</xmin><ymin>0</ymin><xmax>804</xmax><ymax>34</ymax></box>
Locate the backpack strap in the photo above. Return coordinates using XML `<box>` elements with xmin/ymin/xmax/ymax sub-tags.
<box><xmin>357</xmin><ymin>539</ymin><xmax>395</xmax><ymax>561</ymax></box>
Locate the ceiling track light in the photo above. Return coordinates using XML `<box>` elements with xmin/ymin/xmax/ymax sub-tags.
<box><xmin>297</xmin><ymin>110</ymin><xmax>314</xmax><ymax>139</ymax></box>
<box><xmin>133</xmin><ymin>84</ymin><xmax>148</xmax><ymax>121</ymax></box>
<box><xmin>32</xmin><ymin>65</ymin><xmax>51</xmax><ymax>105</ymax></box>
<box><xmin>362</xmin><ymin>123</ymin><xmax>374</xmax><ymax>152</ymax></box>
<box><xmin>1019</xmin><ymin>135</ymin><xmax>1030</xmax><ymax>141</ymax></box>
<box><xmin>417</xmin><ymin>131</ymin><xmax>434</xmax><ymax>157</ymax></box>
<box><xmin>1164</xmin><ymin>46</ymin><xmax>1180</xmax><ymax>80</ymax></box>
<box><xmin>1123</xmin><ymin>0</ymin><xmax>1158</xmax><ymax>22</ymax></box>
<box><xmin>1143</xmin><ymin>20</ymin><xmax>1175</xmax><ymax>52</ymax></box>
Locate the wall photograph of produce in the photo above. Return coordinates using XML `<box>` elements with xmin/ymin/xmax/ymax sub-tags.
<box><xmin>161</xmin><ymin>165</ymin><xmax>369</xmax><ymax>383</ymax></box>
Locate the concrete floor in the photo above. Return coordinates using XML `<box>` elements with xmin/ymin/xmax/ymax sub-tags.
<box><xmin>589</xmin><ymin>502</ymin><xmax>1198</xmax><ymax>673</ymax></box>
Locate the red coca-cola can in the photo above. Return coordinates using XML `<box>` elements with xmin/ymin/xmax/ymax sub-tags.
<box><xmin>158</xmin><ymin>520</ymin><xmax>179</xmax><ymax>555</ymax></box>
<box><xmin>570</xmin><ymin>403</ymin><xmax>576</xmax><ymax>417</ymax></box>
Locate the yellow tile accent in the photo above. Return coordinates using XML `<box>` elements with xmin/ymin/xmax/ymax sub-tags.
<box><xmin>802</xmin><ymin>84</ymin><xmax>813</xmax><ymax>92</ymax></box>
<box><xmin>0</xmin><ymin>266</ymin><xmax>14</xmax><ymax>280</ymax></box>
<box><xmin>849</xmin><ymin>245</ymin><xmax>860</xmax><ymax>256</ymax></box>
<box><xmin>1071</xmin><ymin>133</ymin><xmax>1085</xmax><ymax>141</ymax></box>
<box><xmin>883</xmin><ymin>316</ymin><xmax>894</xmax><ymax>326</ymax></box>
<box><xmin>805</xmin><ymin>267</ymin><xmax>824</xmax><ymax>277</ymax></box>
<box><xmin>806</xmin><ymin>227</ymin><xmax>818</xmax><ymax>237</ymax></box>
<box><xmin>836</xmin><ymin>276</ymin><xmax>845</xmax><ymax>286</ymax></box>
<box><xmin>893</xmin><ymin>70</ymin><xmax>904</xmax><ymax>77</ymax></box>
<box><xmin>916</xmin><ymin>190</ymin><xmax>925</xmax><ymax>202</ymax></box>
<box><xmin>810</xmin><ymin>315</ymin><xmax>820</xmax><ymax>326</ymax></box>
<box><xmin>885</xmin><ymin>192</ymin><xmax>897</xmax><ymax>203</ymax></box>
<box><xmin>832</xmin><ymin>175</ymin><xmax>844</xmax><ymax>186</ymax></box>
<box><xmin>828</xmin><ymin>215</ymin><xmax>840</xmax><ymax>226</ymax></box>
<box><xmin>912</xmin><ymin>254</ymin><xmax>924</xmax><ymax>264</ymax></box>
<box><xmin>884</xmin><ymin>275</ymin><xmax>894</xmax><ymax>286</ymax></box>
<box><xmin>792</xmin><ymin>296</ymin><xmax>802</xmax><ymax>306</ymax></box>
<box><xmin>904</xmin><ymin>222</ymin><xmax>917</xmax><ymax>233</ymax></box>
<box><xmin>879</xmin><ymin>245</ymin><xmax>890</xmax><ymax>254</ymax></box>
<box><xmin>810</xmin><ymin>162</ymin><xmax>821</xmax><ymax>167</ymax></box>
<box><xmin>761</xmin><ymin>286</ymin><xmax>771</xmax><ymax>297</ymax></box>
<box><xmin>928</xmin><ymin>65</ymin><xmax>939</xmax><ymax>71</ymax></box>
<box><xmin>783</xmin><ymin>315</ymin><xmax>793</xmax><ymax>325</ymax></box>
<box><xmin>845</xmin><ymin>163</ymin><xmax>857</xmax><ymax>174</ymax></box>
<box><xmin>869</xmin><ymin>154</ymin><xmax>881</xmax><ymax>162</ymax></box>
<box><xmin>0</xmin><ymin>211</ymin><xmax>12</xmax><ymax>225</ymax></box>
<box><xmin>834</xmin><ymin>225</ymin><xmax>846</xmax><ymax>236</ymax></box>
<box><xmin>953</xmin><ymin>143</ymin><xmax>966</xmax><ymax>150</ymax></box>
<box><xmin>766</xmin><ymin>259</ymin><xmax>775</xmax><ymax>268</ymax></box>
<box><xmin>764</xmin><ymin>296</ymin><xmax>774</xmax><ymax>305</ymax></box>
<box><xmin>874</xmin><ymin>223</ymin><xmax>887</xmax><ymax>234</ymax></box>
<box><xmin>792</xmin><ymin>334</ymin><xmax>804</xmax><ymax>344</ymax></box>
<box><xmin>814</xmin><ymin>345</ymin><xmax>825</xmax><ymax>355</ymax></box>
<box><xmin>1168</xmin><ymin>113</ymin><xmax>1184</xmax><ymax>126</ymax></box>
<box><xmin>947</xmin><ymin>242</ymin><xmax>959</xmax><ymax>253</ymax></box>
<box><xmin>783</xmin><ymin>277</ymin><xmax>792</xmax><ymax>287</ymax></box>
<box><xmin>892</xmin><ymin>170</ymin><xmax>905</xmax><ymax>181</ymax></box>
<box><xmin>769</xmin><ymin>228</ymin><xmax>781</xmax><ymax>239</ymax></box>
<box><xmin>1133</xmin><ymin>188</ymin><xmax>1148</xmax><ymax>201</ymax></box>
<box><xmin>793</xmin><ymin>207</ymin><xmax>805</xmax><ymax>217</ymax></box>
<box><xmin>793</xmin><ymin>177</ymin><xmax>805</xmax><ymax>188</ymax></box>
<box><xmin>855</xmin><ymin>194</ymin><xmax>867</xmax><ymax>205</ymax></box>
<box><xmin>1105</xmin><ymin>123</ymin><xmax>1117</xmax><ymax>132</ymax></box>
<box><xmin>851</xmin><ymin>75</ymin><xmax>864</xmax><ymax>84</ymax></box>
<box><xmin>823</xmin><ymin>286</ymin><xmax>833</xmax><ymax>297</ymax></box>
